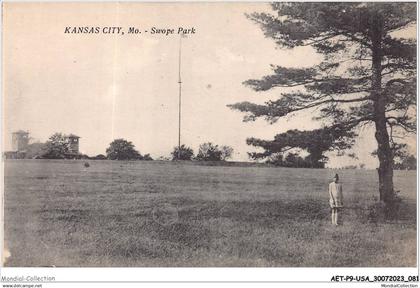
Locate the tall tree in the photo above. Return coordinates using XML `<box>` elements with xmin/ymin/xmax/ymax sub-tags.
<box><xmin>229</xmin><ymin>3</ymin><xmax>416</xmax><ymax>204</ymax></box>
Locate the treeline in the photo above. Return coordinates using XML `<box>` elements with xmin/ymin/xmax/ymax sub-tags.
<box><xmin>264</xmin><ymin>152</ymin><xmax>325</xmax><ymax>168</ymax></box>
<box><xmin>171</xmin><ymin>143</ymin><xmax>233</xmax><ymax>161</ymax></box>
<box><xmin>263</xmin><ymin>152</ymin><xmax>417</xmax><ymax>170</ymax></box>
<box><xmin>104</xmin><ymin>141</ymin><xmax>233</xmax><ymax>161</ymax></box>
<box><xmin>9</xmin><ymin>132</ymin><xmax>234</xmax><ymax>162</ymax></box>
<box><xmin>8</xmin><ymin>132</ymin><xmax>415</xmax><ymax>168</ymax></box>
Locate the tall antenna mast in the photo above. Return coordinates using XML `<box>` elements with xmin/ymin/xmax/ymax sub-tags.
<box><xmin>177</xmin><ymin>35</ymin><xmax>182</xmax><ymax>159</ymax></box>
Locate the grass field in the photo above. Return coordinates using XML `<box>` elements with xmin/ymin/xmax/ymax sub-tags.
<box><xmin>3</xmin><ymin>159</ymin><xmax>417</xmax><ymax>267</ymax></box>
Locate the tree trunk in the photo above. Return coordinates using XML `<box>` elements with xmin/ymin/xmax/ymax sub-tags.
<box><xmin>371</xmin><ymin>15</ymin><xmax>395</xmax><ymax>203</ymax></box>
<box><xmin>374</xmin><ymin>113</ymin><xmax>395</xmax><ymax>203</ymax></box>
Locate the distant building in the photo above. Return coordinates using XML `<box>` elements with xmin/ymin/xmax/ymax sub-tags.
<box><xmin>12</xmin><ymin>130</ymin><xmax>29</xmax><ymax>152</ymax></box>
<box><xmin>3</xmin><ymin>151</ymin><xmax>26</xmax><ymax>159</ymax></box>
<box><xmin>66</xmin><ymin>134</ymin><xmax>80</xmax><ymax>158</ymax></box>
<box><xmin>4</xmin><ymin>130</ymin><xmax>30</xmax><ymax>159</ymax></box>
<box><xmin>4</xmin><ymin>131</ymin><xmax>83</xmax><ymax>160</ymax></box>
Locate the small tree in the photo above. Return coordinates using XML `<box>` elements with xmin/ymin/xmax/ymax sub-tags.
<box><xmin>171</xmin><ymin>145</ymin><xmax>194</xmax><ymax>161</ymax></box>
<box><xmin>92</xmin><ymin>154</ymin><xmax>107</xmax><ymax>160</ymax></box>
<box><xmin>195</xmin><ymin>143</ymin><xmax>234</xmax><ymax>161</ymax></box>
<box><xmin>143</xmin><ymin>154</ymin><xmax>153</xmax><ymax>161</ymax></box>
<box><xmin>42</xmin><ymin>133</ymin><xmax>70</xmax><ymax>159</ymax></box>
<box><xmin>265</xmin><ymin>153</ymin><xmax>284</xmax><ymax>166</ymax></box>
<box><xmin>284</xmin><ymin>153</ymin><xmax>299</xmax><ymax>168</ymax></box>
<box><xmin>220</xmin><ymin>146</ymin><xmax>234</xmax><ymax>161</ymax></box>
<box><xmin>106</xmin><ymin>139</ymin><xmax>142</xmax><ymax>160</ymax></box>
<box><xmin>196</xmin><ymin>142</ymin><xmax>228</xmax><ymax>161</ymax></box>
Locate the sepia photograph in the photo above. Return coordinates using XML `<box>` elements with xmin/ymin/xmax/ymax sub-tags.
<box><xmin>2</xmin><ymin>2</ymin><xmax>417</xmax><ymax>270</ymax></box>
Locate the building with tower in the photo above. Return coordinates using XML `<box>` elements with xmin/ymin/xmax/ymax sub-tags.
<box><xmin>4</xmin><ymin>131</ymin><xmax>82</xmax><ymax>159</ymax></box>
<box><xmin>66</xmin><ymin>134</ymin><xmax>80</xmax><ymax>157</ymax></box>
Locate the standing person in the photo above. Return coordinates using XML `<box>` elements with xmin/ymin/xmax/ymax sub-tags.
<box><xmin>329</xmin><ymin>173</ymin><xmax>344</xmax><ymax>225</ymax></box>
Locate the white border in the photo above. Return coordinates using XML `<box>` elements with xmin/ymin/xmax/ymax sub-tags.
<box><xmin>0</xmin><ymin>267</ymin><xmax>419</xmax><ymax>282</ymax></box>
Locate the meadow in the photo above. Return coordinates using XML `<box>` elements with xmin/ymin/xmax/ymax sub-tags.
<box><xmin>3</xmin><ymin>159</ymin><xmax>417</xmax><ymax>267</ymax></box>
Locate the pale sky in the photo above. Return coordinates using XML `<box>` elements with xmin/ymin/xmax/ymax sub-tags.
<box><xmin>3</xmin><ymin>2</ymin><xmax>416</xmax><ymax>168</ymax></box>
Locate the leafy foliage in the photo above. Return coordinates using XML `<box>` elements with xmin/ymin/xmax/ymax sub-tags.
<box><xmin>248</xmin><ymin>127</ymin><xmax>355</xmax><ymax>167</ymax></box>
<box><xmin>106</xmin><ymin>139</ymin><xmax>142</xmax><ymax>160</ymax></box>
<box><xmin>143</xmin><ymin>154</ymin><xmax>153</xmax><ymax>161</ymax></box>
<box><xmin>393</xmin><ymin>147</ymin><xmax>416</xmax><ymax>170</ymax></box>
<box><xmin>196</xmin><ymin>143</ymin><xmax>234</xmax><ymax>161</ymax></box>
<box><xmin>220</xmin><ymin>146</ymin><xmax>234</xmax><ymax>161</ymax></box>
<box><xmin>265</xmin><ymin>152</ymin><xmax>326</xmax><ymax>168</ymax></box>
<box><xmin>171</xmin><ymin>145</ymin><xmax>194</xmax><ymax>161</ymax></box>
<box><xmin>42</xmin><ymin>133</ymin><xmax>70</xmax><ymax>159</ymax></box>
<box><xmin>394</xmin><ymin>155</ymin><xmax>416</xmax><ymax>170</ymax></box>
